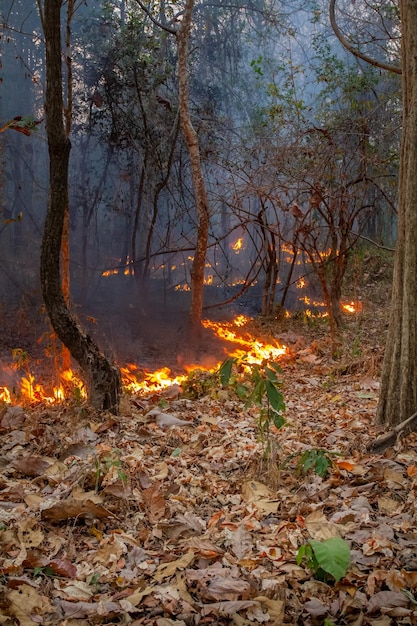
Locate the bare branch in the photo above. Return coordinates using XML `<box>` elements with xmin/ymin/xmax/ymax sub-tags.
<box><xmin>329</xmin><ymin>0</ymin><xmax>401</xmax><ymax>75</ymax></box>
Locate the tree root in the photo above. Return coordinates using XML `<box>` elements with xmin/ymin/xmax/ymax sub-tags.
<box><xmin>367</xmin><ymin>411</ymin><xmax>417</xmax><ymax>453</ymax></box>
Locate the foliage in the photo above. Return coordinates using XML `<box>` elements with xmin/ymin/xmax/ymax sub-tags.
<box><xmin>94</xmin><ymin>449</ymin><xmax>128</xmax><ymax>493</ymax></box>
<box><xmin>0</xmin><ymin>115</ymin><xmax>42</xmax><ymax>136</ymax></box>
<box><xmin>282</xmin><ymin>447</ymin><xmax>338</xmax><ymax>477</ymax></box>
<box><xmin>296</xmin><ymin>536</ymin><xmax>351</xmax><ymax>582</ymax></box>
<box><xmin>219</xmin><ymin>357</ymin><xmax>286</xmax><ymax>440</ymax></box>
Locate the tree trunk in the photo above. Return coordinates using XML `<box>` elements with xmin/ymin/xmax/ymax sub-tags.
<box><xmin>177</xmin><ymin>0</ymin><xmax>210</xmax><ymax>334</ymax></box>
<box><xmin>376</xmin><ymin>0</ymin><xmax>417</xmax><ymax>426</ymax></box>
<box><xmin>41</xmin><ymin>0</ymin><xmax>121</xmax><ymax>413</ymax></box>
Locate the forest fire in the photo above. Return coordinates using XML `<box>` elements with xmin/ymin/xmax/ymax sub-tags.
<box><xmin>202</xmin><ymin>316</ymin><xmax>287</xmax><ymax>365</ymax></box>
<box><xmin>0</xmin><ymin>316</ymin><xmax>290</xmax><ymax>406</ymax></box>
<box><xmin>0</xmin><ymin>299</ymin><xmax>363</xmax><ymax>408</ymax></box>
<box><xmin>120</xmin><ymin>365</ymin><xmax>187</xmax><ymax>394</ymax></box>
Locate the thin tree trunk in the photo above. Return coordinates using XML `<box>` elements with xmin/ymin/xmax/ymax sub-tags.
<box><xmin>40</xmin><ymin>0</ymin><xmax>121</xmax><ymax>413</ymax></box>
<box><xmin>376</xmin><ymin>0</ymin><xmax>417</xmax><ymax>426</ymax></box>
<box><xmin>177</xmin><ymin>0</ymin><xmax>210</xmax><ymax>334</ymax></box>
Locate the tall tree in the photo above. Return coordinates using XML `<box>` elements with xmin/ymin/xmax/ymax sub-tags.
<box><xmin>176</xmin><ymin>0</ymin><xmax>210</xmax><ymax>333</ymax></box>
<box><xmin>376</xmin><ymin>0</ymin><xmax>417</xmax><ymax>426</ymax></box>
<box><xmin>39</xmin><ymin>0</ymin><xmax>121</xmax><ymax>412</ymax></box>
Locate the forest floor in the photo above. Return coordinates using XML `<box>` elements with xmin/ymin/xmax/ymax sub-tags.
<box><xmin>2</xmin><ymin>252</ymin><xmax>417</xmax><ymax>626</ymax></box>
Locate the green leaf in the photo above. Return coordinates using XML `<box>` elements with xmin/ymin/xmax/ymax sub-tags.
<box><xmin>265</xmin><ymin>380</ymin><xmax>285</xmax><ymax>413</ymax></box>
<box><xmin>309</xmin><ymin>537</ymin><xmax>350</xmax><ymax>582</ymax></box>
<box><xmin>219</xmin><ymin>358</ymin><xmax>234</xmax><ymax>386</ymax></box>
<box><xmin>314</xmin><ymin>451</ymin><xmax>332</xmax><ymax>477</ymax></box>
<box><xmin>272</xmin><ymin>410</ymin><xmax>286</xmax><ymax>429</ymax></box>
<box><xmin>235</xmin><ymin>382</ymin><xmax>248</xmax><ymax>400</ymax></box>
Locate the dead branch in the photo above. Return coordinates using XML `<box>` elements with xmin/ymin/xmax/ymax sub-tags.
<box><xmin>367</xmin><ymin>411</ymin><xmax>417</xmax><ymax>453</ymax></box>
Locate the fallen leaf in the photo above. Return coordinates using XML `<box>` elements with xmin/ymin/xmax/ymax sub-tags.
<box><xmin>153</xmin><ymin>551</ymin><xmax>195</xmax><ymax>582</ymax></box>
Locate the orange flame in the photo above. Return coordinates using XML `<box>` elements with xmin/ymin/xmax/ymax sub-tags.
<box><xmin>342</xmin><ymin>301</ymin><xmax>362</xmax><ymax>314</ymax></box>
<box><xmin>231</xmin><ymin>238</ymin><xmax>243</xmax><ymax>253</ymax></box>
<box><xmin>0</xmin><ymin>317</ymin><xmax>289</xmax><ymax>405</ymax></box>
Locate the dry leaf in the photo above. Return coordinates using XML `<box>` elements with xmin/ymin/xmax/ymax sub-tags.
<box><xmin>40</xmin><ymin>498</ymin><xmax>115</xmax><ymax>522</ymax></box>
<box><xmin>6</xmin><ymin>584</ymin><xmax>54</xmax><ymax>625</ymax></box>
<box><xmin>229</xmin><ymin>523</ymin><xmax>253</xmax><ymax>560</ymax></box>
<box><xmin>153</xmin><ymin>551</ymin><xmax>195</xmax><ymax>582</ymax></box>
<box><xmin>142</xmin><ymin>481</ymin><xmax>166</xmax><ymax>523</ymax></box>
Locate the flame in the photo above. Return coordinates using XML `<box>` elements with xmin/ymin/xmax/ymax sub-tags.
<box><xmin>204</xmin><ymin>275</ymin><xmax>214</xmax><ymax>285</ymax></box>
<box><xmin>0</xmin><ymin>369</ymin><xmax>86</xmax><ymax>406</ymax></box>
<box><xmin>0</xmin><ymin>386</ymin><xmax>11</xmax><ymax>403</ymax></box>
<box><xmin>121</xmin><ymin>364</ymin><xmax>186</xmax><ymax>394</ymax></box>
<box><xmin>202</xmin><ymin>316</ymin><xmax>287</xmax><ymax>365</ymax></box>
<box><xmin>0</xmin><ymin>317</ymin><xmax>289</xmax><ymax>405</ymax></box>
<box><xmin>231</xmin><ymin>238</ymin><xmax>243</xmax><ymax>253</ymax></box>
<box><xmin>342</xmin><ymin>300</ymin><xmax>362</xmax><ymax>314</ymax></box>
<box><xmin>102</xmin><ymin>268</ymin><xmax>119</xmax><ymax>277</ymax></box>
<box><xmin>296</xmin><ymin>278</ymin><xmax>306</xmax><ymax>289</ymax></box>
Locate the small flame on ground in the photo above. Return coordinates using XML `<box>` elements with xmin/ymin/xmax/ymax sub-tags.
<box><xmin>231</xmin><ymin>238</ymin><xmax>243</xmax><ymax>253</ymax></box>
<box><xmin>342</xmin><ymin>301</ymin><xmax>362</xmax><ymax>314</ymax></box>
<box><xmin>121</xmin><ymin>364</ymin><xmax>186</xmax><ymax>394</ymax></box>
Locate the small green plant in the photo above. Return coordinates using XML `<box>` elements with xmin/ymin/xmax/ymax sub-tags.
<box><xmin>296</xmin><ymin>537</ymin><xmax>350</xmax><ymax>583</ymax></box>
<box><xmin>94</xmin><ymin>449</ymin><xmax>128</xmax><ymax>492</ymax></box>
<box><xmin>282</xmin><ymin>448</ymin><xmax>338</xmax><ymax>478</ymax></box>
<box><xmin>219</xmin><ymin>358</ymin><xmax>286</xmax><ymax>442</ymax></box>
<box><xmin>33</xmin><ymin>565</ymin><xmax>55</xmax><ymax>578</ymax></box>
<box><xmin>297</xmin><ymin>448</ymin><xmax>334</xmax><ymax>477</ymax></box>
<box><xmin>87</xmin><ymin>572</ymin><xmax>101</xmax><ymax>589</ymax></box>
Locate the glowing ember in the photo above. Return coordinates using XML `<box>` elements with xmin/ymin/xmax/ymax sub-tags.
<box><xmin>102</xmin><ymin>268</ymin><xmax>119</xmax><ymax>277</ymax></box>
<box><xmin>296</xmin><ymin>277</ymin><xmax>306</xmax><ymax>289</ymax></box>
<box><xmin>298</xmin><ymin>296</ymin><xmax>327</xmax><ymax>308</ymax></box>
<box><xmin>175</xmin><ymin>283</ymin><xmax>191</xmax><ymax>291</ymax></box>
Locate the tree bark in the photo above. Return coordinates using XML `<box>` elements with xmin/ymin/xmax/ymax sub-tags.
<box><xmin>41</xmin><ymin>0</ymin><xmax>121</xmax><ymax>413</ymax></box>
<box><xmin>177</xmin><ymin>0</ymin><xmax>210</xmax><ymax>334</ymax></box>
<box><xmin>376</xmin><ymin>0</ymin><xmax>417</xmax><ymax>426</ymax></box>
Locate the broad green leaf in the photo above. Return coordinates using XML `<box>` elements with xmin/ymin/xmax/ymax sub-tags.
<box><xmin>265</xmin><ymin>380</ymin><xmax>285</xmax><ymax>413</ymax></box>
<box><xmin>309</xmin><ymin>537</ymin><xmax>350</xmax><ymax>582</ymax></box>
<box><xmin>219</xmin><ymin>358</ymin><xmax>234</xmax><ymax>386</ymax></box>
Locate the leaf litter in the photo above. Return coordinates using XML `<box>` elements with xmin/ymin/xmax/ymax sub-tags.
<box><xmin>1</xmin><ymin>314</ymin><xmax>417</xmax><ymax>625</ymax></box>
